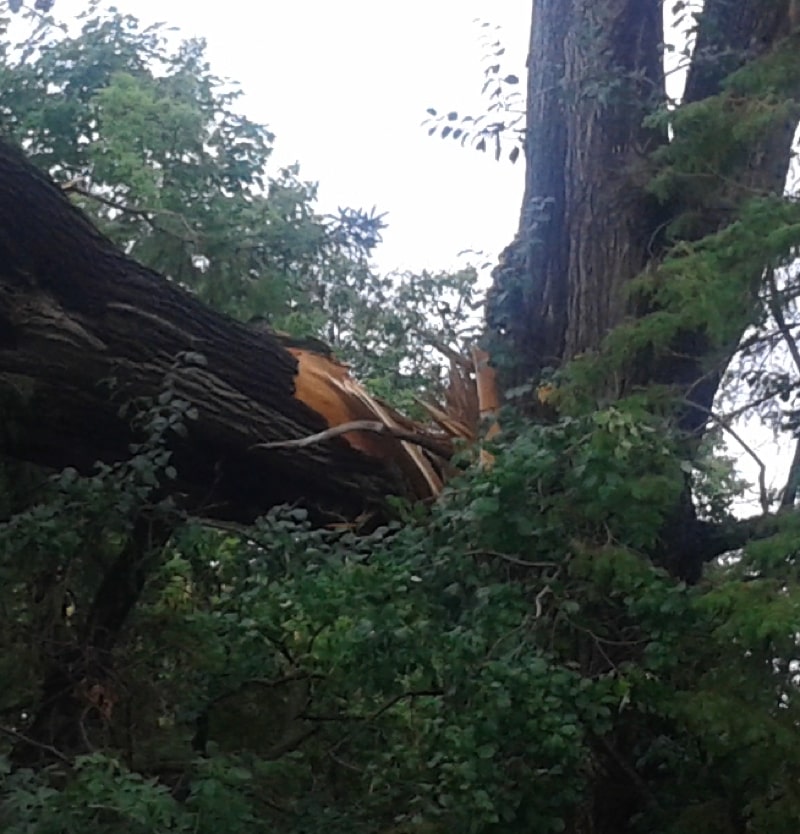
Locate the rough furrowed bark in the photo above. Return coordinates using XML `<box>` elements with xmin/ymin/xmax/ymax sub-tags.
<box><xmin>679</xmin><ymin>1</ymin><xmax>800</xmax><ymax>236</ymax></box>
<box><xmin>487</xmin><ymin>0</ymin><xmax>667</xmax><ymax>387</ymax></box>
<box><xmin>486</xmin><ymin>1</ymin><xmax>799</xmax><ymax>573</ymax></box>
<box><xmin>484</xmin><ymin>3</ymin><xmax>800</xmax><ymax>827</ymax></box>
<box><xmin>0</xmin><ymin>139</ymin><xmax>406</xmax><ymax>524</ymax></box>
<box><xmin>487</xmin><ymin>0</ymin><xmax>799</xmax><ymax>411</ymax></box>
<box><xmin>0</xmin><ymin>139</ymin><xmax>419</xmax><ymax>765</ymax></box>
<box><xmin>657</xmin><ymin>0</ymin><xmax>800</xmax><ymax>431</ymax></box>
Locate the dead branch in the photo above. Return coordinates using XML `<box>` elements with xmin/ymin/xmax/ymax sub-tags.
<box><xmin>253</xmin><ymin>419</ymin><xmax>453</xmax><ymax>459</ymax></box>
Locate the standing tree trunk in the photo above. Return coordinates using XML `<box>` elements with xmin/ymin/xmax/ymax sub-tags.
<box><xmin>488</xmin><ymin>0</ymin><xmax>667</xmax><ymax>381</ymax></box>
<box><xmin>486</xmin><ymin>0</ymin><xmax>800</xmax><ymax>580</ymax></box>
<box><xmin>487</xmin><ymin>2</ymin><xmax>800</xmax><ymax>830</ymax></box>
<box><xmin>488</xmin><ymin>0</ymin><xmax>798</xmax><ymax>401</ymax></box>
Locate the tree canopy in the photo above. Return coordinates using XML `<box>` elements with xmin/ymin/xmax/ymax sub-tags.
<box><xmin>2</xmin><ymin>3</ymin><xmax>800</xmax><ymax>834</ymax></box>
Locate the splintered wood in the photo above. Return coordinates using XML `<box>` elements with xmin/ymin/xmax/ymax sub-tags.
<box><xmin>268</xmin><ymin>344</ymin><xmax>501</xmax><ymax>500</ymax></box>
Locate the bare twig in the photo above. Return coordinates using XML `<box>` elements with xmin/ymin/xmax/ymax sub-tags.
<box><xmin>719</xmin><ymin>389</ymin><xmax>794</xmax><ymax>423</ymax></box>
<box><xmin>309</xmin><ymin>689</ymin><xmax>443</xmax><ymax>725</ymax></box>
<box><xmin>534</xmin><ymin>584</ymin><xmax>552</xmax><ymax>618</ymax></box>
<box><xmin>208</xmin><ymin>672</ymin><xmax>324</xmax><ymax>708</ymax></box>
<box><xmin>683</xmin><ymin>399</ymin><xmax>770</xmax><ymax>514</ymax></box>
<box><xmin>265</xmin><ymin>726</ymin><xmax>319</xmax><ymax>761</ymax></box>
<box><xmin>63</xmin><ymin>183</ymin><xmax>199</xmax><ymax>243</ymax></box>
<box><xmin>0</xmin><ymin>724</ymin><xmax>72</xmax><ymax>765</ymax></box>
<box><xmin>328</xmin><ymin>750</ymin><xmax>364</xmax><ymax>773</ymax></box>
<box><xmin>253</xmin><ymin>419</ymin><xmax>452</xmax><ymax>459</ymax></box>
<box><xmin>465</xmin><ymin>549</ymin><xmax>560</xmax><ymax>569</ymax></box>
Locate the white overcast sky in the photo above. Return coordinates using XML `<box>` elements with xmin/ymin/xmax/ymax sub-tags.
<box><xmin>34</xmin><ymin>0</ymin><xmax>530</xmax><ymax>275</ymax></box>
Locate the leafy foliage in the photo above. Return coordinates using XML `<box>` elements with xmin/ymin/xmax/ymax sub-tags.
<box><xmin>424</xmin><ymin>20</ymin><xmax>524</xmax><ymax>163</ymax></box>
<box><xmin>4</xmin><ymin>396</ymin><xmax>800</xmax><ymax>832</ymax></box>
<box><xmin>3</xmin><ymin>4</ymin><xmax>800</xmax><ymax>834</ymax></box>
<box><xmin>0</xmin><ymin>4</ymin><xmax>478</xmax><ymax>404</ymax></box>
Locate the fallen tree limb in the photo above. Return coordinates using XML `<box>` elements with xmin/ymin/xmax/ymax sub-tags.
<box><xmin>0</xmin><ymin>139</ymin><xmax>410</xmax><ymax>523</ymax></box>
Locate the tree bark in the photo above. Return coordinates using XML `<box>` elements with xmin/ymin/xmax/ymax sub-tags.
<box><xmin>486</xmin><ymin>0</ymin><xmax>799</xmax><ymax>576</ymax></box>
<box><xmin>0</xmin><ymin>138</ymin><xmax>432</xmax><ymax>765</ymax></box>
<box><xmin>0</xmin><ymin>139</ymin><xmax>407</xmax><ymax>525</ymax></box>
<box><xmin>10</xmin><ymin>515</ymin><xmax>172</xmax><ymax>767</ymax></box>
<box><xmin>486</xmin><ymin>1</ymin><xmax>800</xmax><ymax>830</ymax></box>
<box><xmin>487</xmin><ymin>0</ymin><xmax>667</xmax><ymax>386</ymax></box>
<box><xmin>487</xmin><ymin>0</ymin><xmax>798</xmax><ymax>411</ymax></box>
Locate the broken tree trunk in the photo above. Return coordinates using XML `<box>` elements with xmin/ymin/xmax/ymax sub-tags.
<box><xmin>0</xmin><ymin>138</ymin><xmax>460</xmax><ymax>765</ymax></box>
<box><xmin>0</xmin><ymin>139</ymin><xmax>415</xmax><ymax>523</ymax></box>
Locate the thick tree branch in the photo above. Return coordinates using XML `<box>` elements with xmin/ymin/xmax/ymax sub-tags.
<box><xmin>62</xmin><ymin>181</ymin><xmax>199</xmax><ymax>244</ymax></box>
<box><xmin>0</xmin><ymin>139</ymin><xmax>407</xmax><ymax>524</ymax></box>
<box><xmin>698</xmin><ymin>511</ymin><xmax>785</xmax><ymax>563</ymax></box>
<box><xmin>763</xmin><ymin>266</ymin><xmax>800</xmax><ymax>507</ymax></box>
<box><xmin>683</xmin><ymin>1</ymin><xmax>796</xmax><ymax>105</ymax></box>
